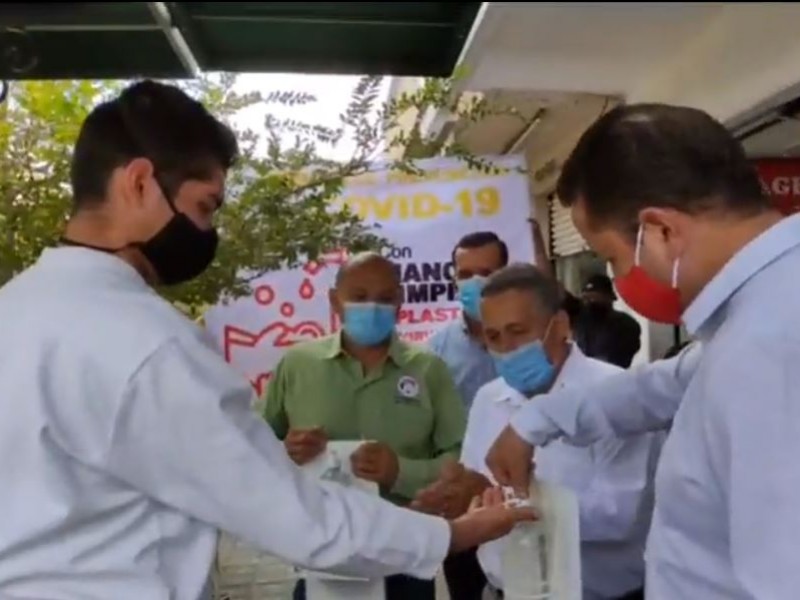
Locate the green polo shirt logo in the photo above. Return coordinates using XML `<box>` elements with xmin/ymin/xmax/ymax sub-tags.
<box><xmin>396</xmin><ymin>375</ymin><xmax>421</xmax><ymax>401</ymax></box>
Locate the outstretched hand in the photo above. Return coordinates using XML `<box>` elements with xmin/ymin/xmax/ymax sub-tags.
<box><xmin>447</xmin><ymin>486</ymin><xmax>537</xmax><ymax>554</ymax></box>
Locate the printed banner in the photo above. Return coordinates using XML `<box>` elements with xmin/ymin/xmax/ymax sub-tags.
<box><xmin>204</xmin><ymin>155</ymin><xmax>535</xmax><ymax>396</ymax></box>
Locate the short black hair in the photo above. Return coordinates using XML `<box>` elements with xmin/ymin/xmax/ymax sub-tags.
<box><xmin>557</xmin><ymin>103</ymin><xmax>768</xmax><ymax>234</ymax></box>
<box><xmin>451</xmin><ymin>231</ymin><xmax>509</xmax><ymax>267</ymax></box>
<box><xmin>481</xmin><ymin>263</ymin><xmax>562</xmax><ymax>316</ymax></box>
<box><xmin>71</xmin><ymin>80</ymin><xmax>238</xmax><ymax>208</ymax></box>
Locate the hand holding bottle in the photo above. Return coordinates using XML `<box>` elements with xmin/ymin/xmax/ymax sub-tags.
<box><xmin>447</xmin><ymin>486</ymin><xmax>537</xmax><ymax>554</ymax></box>
<box><xmin>485</xmin><ymin>425</ymin><xmax>535</xmax><ymax>497</ymax></box>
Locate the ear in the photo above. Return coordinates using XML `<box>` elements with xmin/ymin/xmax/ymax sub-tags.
<box><xmin>638</xmin><ymin>207</ymin><xmax>690</xmax><ymax>259</ymax></box>
<box><xmin>121</xmin><ymin>157</ymin><xmax>156</xmax><ymax>208</ymax></box>
<box><xmin>551</xmin><ymin>310</ymin><xmax>572</xmax><ymax>343</ymax></box>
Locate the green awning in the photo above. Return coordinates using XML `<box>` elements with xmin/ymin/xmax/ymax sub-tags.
<box><xmin>0</xmin><ymin>2</ymin><xmax>482</xmax><ymax>80</ymax></box>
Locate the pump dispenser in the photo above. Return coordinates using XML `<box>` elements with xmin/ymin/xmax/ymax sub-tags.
<box><xmin>501</xmin><ymin>483</ymin><xmax>581</xmax><ymax>600</ymax></box>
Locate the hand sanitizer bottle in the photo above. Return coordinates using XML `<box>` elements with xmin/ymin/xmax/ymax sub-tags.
<box><xmin>500</xmin><ymin>483</ymin><xmax>582</xmax><ymax>600</ymax></box>
<box><xmin>501</xmin><ymin>487</ymin><xmax>551</xmax><ymax>600</ymax></box>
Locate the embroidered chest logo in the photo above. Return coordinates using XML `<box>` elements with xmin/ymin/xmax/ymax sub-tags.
<box><xmin>396</xmin><ymin>375</ymin><xmax>420</xmax><ymax>401</ymax></box>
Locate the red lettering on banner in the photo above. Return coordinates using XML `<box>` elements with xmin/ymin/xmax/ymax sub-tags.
<box><xmin>398</xmin><ymin>306</ymin><xmax>461</xmax><ymax>325</ymax></box>
<box><xmin>754</xmin><ymin>159</ymin><xmax>800</xmax><ymax>215</ymax></box>
<box><xmin>400</xmin><ymin>330</ymin><xmax>434</xmax><ymax>343</ymax></box>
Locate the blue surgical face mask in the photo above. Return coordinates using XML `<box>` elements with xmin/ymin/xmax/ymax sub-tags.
<box><xmin>342</xmin><ymin>302</ymin><xmax>397</xmax><ymax>347</ymax></box>
<box><xmin>457</xmin><ymin>276</ymin><xmax>487</xmax><ymax>321</ymax></box>
<box><xmin>491</xmin><ymin>325</ymin><xmax>556</xmax><ymax>395</ymax></box>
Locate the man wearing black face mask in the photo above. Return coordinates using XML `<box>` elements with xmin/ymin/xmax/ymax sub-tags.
<box><xmin>0</xmin><ymin>81</ymin><xmax>534</xmax><ymax>600</ymax></box>
<box><xmin>573</xmin><ymin>274</ymin><xmax>641</xmax><ymax>368</ymax></box>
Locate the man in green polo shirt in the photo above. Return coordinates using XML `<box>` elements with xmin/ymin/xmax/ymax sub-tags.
<box><xmin>264</xmin><ymin>252</ymin><xmax>466</xmax><ymax>600</ymax></box>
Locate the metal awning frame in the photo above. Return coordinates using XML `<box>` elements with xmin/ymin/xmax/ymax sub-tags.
<box><xmin>1</xmin><ymin>2</ymin><xmax>199</xmax><ymax>79</ymax></box>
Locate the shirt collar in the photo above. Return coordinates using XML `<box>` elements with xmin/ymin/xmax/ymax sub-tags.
<box><xmin>493</xmin><ymin>343</ymin><xmax>584</xmax><ymax>404</ymax></box>
<box><xmin>683</xmin><ymin>213</ymin><xmax>800</xmax><ymax>337</ymax></box>
<box><xmin>324</xmin><ymin>330</ymin><xmax>407</xmax><ymax>366</ymax></box>
<box><xmin>38</xmin><ymin>247</ymin><xmax>147</xmax><ymax>287</ymax></box>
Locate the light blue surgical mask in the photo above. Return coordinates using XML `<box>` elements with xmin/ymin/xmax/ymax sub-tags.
<box><xmin>491</xmin><ymin>323</ymin><xmax>556</xmax><ymax>394</ymax></box>
<box><xmin>457</xmin><ymin>276</ymin><xmax>487</xmax><ymax>321</ymax></box>
<box><xmin>342</xmin><ymin>302</ymin><xmax>397</xmax><ymax>347</ymax></box>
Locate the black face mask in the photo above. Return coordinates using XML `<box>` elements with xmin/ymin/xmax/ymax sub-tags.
<box><xmin>62</xmin><ymin>186</ymin><xmax>218</xmax><ymax>286</ymax></box>
<box><xmin>138</xmin><ymin>209</ymin><xmax>218</xmax><ymax>285</ymax></box>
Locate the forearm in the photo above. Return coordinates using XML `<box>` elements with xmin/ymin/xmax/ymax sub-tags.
<box><xmin>511</xmin><ymin>352</ymin><xmax>695</xmax><ymax>447</ymax></box>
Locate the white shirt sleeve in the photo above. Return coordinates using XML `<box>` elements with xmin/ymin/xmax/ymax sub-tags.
<box><xmin>707</xmin><ymin>335</ymin><xmax>800</xmax><ymax>597</ymax></box>
<box><xmin>578</xmin><ymin>434</ymin><xmax>661</xmax><ymax>542</ymax></box>
<box><xmin>101</xmin><ymin>337</ymin><xmax>450</xmax><ymax>579</ymax></box>
<box><xmin>510</xmin><ymin>343</ymin><xmax>701</xmax><ymax>447</ymax></box>
<box><xmin>460</xmin><ymin>389</ymin><xmax>487</xmax><ymax>475</ymax></box>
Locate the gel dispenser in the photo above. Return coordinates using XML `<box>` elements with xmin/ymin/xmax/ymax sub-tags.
<box><xmin>501</xmin><ymin>482</ymin><xmax>582</xmax><ymax>600</ymax></box>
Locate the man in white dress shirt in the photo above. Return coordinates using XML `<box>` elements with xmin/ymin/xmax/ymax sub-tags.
<box><xmin>487</xmin><ymin>104</ymin><xmax>800</xmax><ymax>599</ymax></box>
<box><xmin>0</xmin><ymin>80</ymin><xmax>532</xmax><ymax>600</ymax></box>
<box><xmin>460</xmin><ymin>264</ymin><xmax>661</xmax><ymax>600</ymax></box>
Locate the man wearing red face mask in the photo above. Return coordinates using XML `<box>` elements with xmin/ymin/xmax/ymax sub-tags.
<box><xmin>484</xmin><ymin>103</ymin><xmax>800</xmax><ymax>600</ymax></box>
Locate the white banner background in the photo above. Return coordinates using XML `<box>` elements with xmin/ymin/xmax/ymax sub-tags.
<box><xmin>204</xmin><ymin>155</ymin><xmax>535</xmax><ymax>396</ymax></box>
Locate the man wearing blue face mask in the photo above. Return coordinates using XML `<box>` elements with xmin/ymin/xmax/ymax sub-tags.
<box><xmin>429</xmin><ymin>231</ymin><xmax>509</xmax><ymax>414</ymax></box>
<box><xmin>456</xmin><ymin>264</ymin><xmax>662</xmax><ymax>600</ymax></box>
<box><xmin>428</xmin><ymin>227</ymin><xmax>553</xmax><ymax>600</ymax></box>
<box><xmin>264</xmin><ymin>252</ymin><xmax>467</xmax><ymax>600</ymax></box>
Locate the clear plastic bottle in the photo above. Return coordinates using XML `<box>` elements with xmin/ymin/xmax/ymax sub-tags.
<box><xmin>501</xmin><ymin>490</ymin><xmax>552</xmax><ymax>600</ymax></box>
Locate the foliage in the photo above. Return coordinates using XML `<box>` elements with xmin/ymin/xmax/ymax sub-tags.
<box><xmin>0</xmin><ymin>71</ymin><xmax>536</xmax><ymax>314</ymax></box>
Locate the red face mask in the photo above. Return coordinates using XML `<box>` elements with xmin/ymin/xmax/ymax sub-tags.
<box><xmin>613</xmin><ymin>226</ymin><xmax>683</xmax><ymax>325</ymax></box>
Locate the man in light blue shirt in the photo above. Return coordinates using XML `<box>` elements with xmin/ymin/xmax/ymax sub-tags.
<box><xmin>485</xmin><ymin>103</ymin><xmax>800</xmax><ymax>599</ymax></box>
<box><xmin>428</xmin><ymin>231</ymin><xmax>508</xmax><ymax>409</ymax></box>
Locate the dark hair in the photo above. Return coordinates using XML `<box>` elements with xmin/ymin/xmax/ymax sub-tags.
<box><xmin>70</xmin><ymin>80</ymin><xmax>238</xmax><ymax>208</ymax></box>
<box><xmin>481</xmin><ymin>263</ymin><xmax>562</xmax><ymax>316</ymax></box>
<box><xmin>556</xmin><ymin>103</ymin><xmax>768</xmax><ymax>234</ymax></box>
<box><xmin>451</xmin><ymin>231</ymin><xmax>509</xmax><ymax>267</ymax></box>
